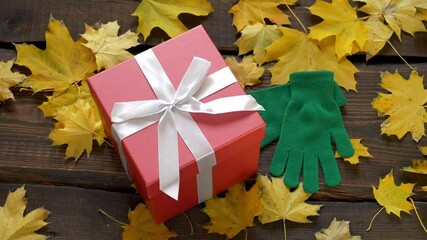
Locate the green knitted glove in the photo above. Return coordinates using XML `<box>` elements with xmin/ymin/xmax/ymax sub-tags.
<box><xmin>248</xmin><ymin>84</ymin><xmax>290</xmax><ymax>147</ymax></box>
<box><xmin>269</xmin><ymin>71</ymin><xmax>354</xmax><ymax>193</ymax></box>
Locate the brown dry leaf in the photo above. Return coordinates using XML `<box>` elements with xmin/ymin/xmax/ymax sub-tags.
<box><xmin>257</xmin><ymin>175</ymin><xmax>321</xmax><ymax>240</ymax></box>
<box><xmin>49</xmin><ymin>98</ymin><xmax>105</xmax><ymax>159</ymax></box>
<box><xmin>372</xmin><ymin>170</ymin><xmax>415</xmax><ymax>217</ymax></box>
<box><xmin>81</xmin><ymin>21</ymin><xmax>140</xmax><ymax>70</ymax></box>
<box><xmin>15</xmin><ymin>17</ymin><xmax>96</xmax><ymax>94</ymax></box>
<box><xmin>132</xmin><ymin>0</ymin><xmax>212</xmax><ymax>40</ymax></box>
<box><xmin>357</xmin><ymin>0</ymin><xmax>427</xmax><ymax>40</ymax></box>
<box><xmin>372</xmin><ymin>70</ymin><xmax>427</xmax><ymax>142</ymax></box>
<box><xmin>315</xmin><ymin>218</ymin><xmax>362</xmax><ymax>240</ymax></box>
<box><xmin>403</xmin><ymin>160</ymin><xmax>427</xmax><ymax>174</ymax></box>
<box><xmin>122</xmin><ymin>203</ymin><xmax>177</xmax><ymax>240</ymax></box>
<box><xmin>0</xmin><ymin>60</ymin><xmax>26</xmax><ymax>102</ymax></box>
<box><xmin>235</xmin><ymin>23</ymin><xmax>281</xmax><ymax>64</ymax></box>
<box><xmin>203</xmin><ymin>182</ymin><xmax>263</xmax><ymax>239</ymax></box>
<box><xmin>264</xmin><ymin>27</ymin><xmax>358</xmax><ymax>91</ymax></box>
<box><xmin>308</xmin><ymin>0</ymin><xmax>369</xmax><ymax>59</ymax></box>
<box><xmin>229</xmin><ymin>0</ymin><xmax>297</xmax><ymax>32</ymax></box>
<box><xmin>225</xmin><ymin>55</ymin><xmax>264</xmax><ymax>88</ymax></box>
<box><xmin>335</xmin><ymin>138</ymin><xmax>373</xmax><ymax>164</ymax></box>
<box><xmin>0</xmin><ymin>186</ymin><xmax>50</xmax><ymax>240</ymax></box>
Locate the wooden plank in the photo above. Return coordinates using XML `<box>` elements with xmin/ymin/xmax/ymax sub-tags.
<box><xmin>1</xmin><ymin>60</ymin><xmax>426</xmax><ymax>201</ymax></box>
<box><xmin>0</xmin><ymin>183</ymin><xmax>425</xmax><ymax>240</ymax></box>
<box><xmin>0</xmin><ymin>0</ymin><xmax>426</xmax><ymax>56</ymax></box>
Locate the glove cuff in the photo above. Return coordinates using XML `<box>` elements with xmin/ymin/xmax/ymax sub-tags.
<box><xmin>289</xmin><ymin>70</ymin><xmax>338</xmax><ymax>102</ymax></box>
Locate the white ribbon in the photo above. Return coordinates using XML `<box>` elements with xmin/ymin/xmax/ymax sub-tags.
<box><xmin>111</xmin><ymin>49</ymin><xmax>264</xmax><ymax>201</ymax></box>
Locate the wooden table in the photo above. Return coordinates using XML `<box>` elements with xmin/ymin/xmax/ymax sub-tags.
<box><xmin>0</xmin><ymin>0</ymin><xmax>426</xmax><ymax>239</ymax></box>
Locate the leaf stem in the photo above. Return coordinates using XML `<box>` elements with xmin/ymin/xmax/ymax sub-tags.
<box><xmin>244</xmin><ymin>228</ymin><xmax>248</xmax><ymax>240</ymax></box>
<box><xmin>182</xmin><ymin>211</ymin><xmax>194</xmax><ymax>235</ymax></box>
<box><xmin>257</xmin><ymin>0</ymin><xmax>266</xmax><ymax>25</ymax></box>
<box><xmin>285</xmin><ymin>4</ymin><xmax>307</xmax><ymax>34</ymax></box>
<box><xmin>98</xmin><ymin>209</ymin><xmax>127</xmax><ymax>226</ymax></box>
<box><xmin>366</xmin><ymin>206</ymin><xmax>384</xmax><ymax>231</ymax></box>
<box><xmin>283</xmin><ymin>219</ymin><xmax>287</xmax><ymax>240</ymax></box>
<box><xmin>409</xmin><ymin>198</ymin><xmax>427</xmax><ymax>233</ymax></box>
<box><xmin>387</xmin><ymin>41</ymin><xmax>415</xmax><ymax>70</ymax></box>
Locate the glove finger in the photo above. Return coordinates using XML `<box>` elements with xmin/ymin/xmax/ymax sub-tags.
<box><xmin>331</xmin><ymin>127</ymin><xmax>354</xmax><ymax>158</ymax></box>
<box><xmin>319</xmin><ymin>150</ymin><xmax>341</xmax><ymax>187</ymax></box>
<box><xmin>303</xmin><ymin>152</ymin><xmax>319</xmax><ymax>193</ymax></box>
<box><xmin>284</xmin><ymin>150</ymin><xmax>303</xmax><ymax>188</ymax></box>
<box><xmin>269</xmin><ymin>148</ymin><xmax>289</xmax><ymax>177</ymax></box>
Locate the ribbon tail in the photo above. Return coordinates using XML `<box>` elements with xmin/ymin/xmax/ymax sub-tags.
<box><xmin>174</xmin><ymin>110</ymin><xmax>216</xmax><ymax>202</ymax></box>
<box><xmin>158</xmin><ymin>109</ymin><xmax>180</xmax><ymax>200</ymax></box>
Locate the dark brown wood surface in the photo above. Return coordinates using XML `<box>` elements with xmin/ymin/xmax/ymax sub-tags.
<box><xmin>0</xmin><ymin>0</ymin><xmax>426</xmax><ymax>239</ymax></box>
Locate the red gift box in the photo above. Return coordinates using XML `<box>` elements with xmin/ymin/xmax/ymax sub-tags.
<box><xmin>88</xmin><ymin>25</ymin><xmax>265</xmax><ymax>223</ymax></box>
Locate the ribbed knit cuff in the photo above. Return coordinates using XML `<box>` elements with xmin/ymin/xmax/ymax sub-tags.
<box><xmin>289</xmin><ymin>70</ymin><xmax>336</xmax><ymax>102</ymax></box>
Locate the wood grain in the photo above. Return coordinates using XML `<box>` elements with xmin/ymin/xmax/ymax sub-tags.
<box><xmin>0</xmin><ymin>183</ymin><xmax>425</xmax><ymax>240</ymax></box>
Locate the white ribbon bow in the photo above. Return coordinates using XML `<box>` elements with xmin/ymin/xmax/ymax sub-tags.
<box><xmin>111</xmin><ymin>49</ymin><xmax>264</xmax><ymax>201</ymax></box>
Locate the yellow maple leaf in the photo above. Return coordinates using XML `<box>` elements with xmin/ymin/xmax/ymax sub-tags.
<box><xmin>308</xmin><ymin>0</ymin><xmax>369</xmax><ymax>59</ymax></box>
<box><xmin>335</xmin><ymin>138</ymin><xmax>373</xmax><ymax>164</ymax></box>
<box><xmin>49</xmin><ymin>98</ymin><xmax>105</xmax><ymax>159</ymax></box>
<box><xmin>362</xmin><ymin>19</ymin><xmax>394</xmax><ymax>60</ymax></box>
<box><xmin>15</xmin><ymin>17</ymin><xmax>97</xmax><ymax>94</ymax></box>
<box><xmin>264</xmin><ymin>27</ymin><xmax>358</xmax><ymax>91</ymax></box>
<box><xmin>132</xmin><ymin>0</ymin><xmax>212</xmax><ymax>40</ymax></box>
<box><xmin>0</xmin><ymin>186</ymin><xmax>50</xmax><ymax>240</ymax></box>
<box><xmin>38</xmin><ymin>81</ymin><xmax>93</xmax><ymax>117</ymax></box>
<box><xmin>0</xmin><ymin>60</ymin><xmax>26</xmax><ymax>102</ymax></box>
<box><xmin>203</xmin><ymin>182</ymin><xmax>263</xmax><ymax>239</ymax></box>
<box><xmin>421</xmin><ymin>186</ymin><xmax>427</xmax><ymax>191</ymax></box>
<box><xmin>357</xmin><ymin>0</ymin><xmax>427</xmax><ymax>40</ymax></box>
<box><xmin>419</xmin><ymin>145</ymin><xmax>427</xmax><ymax>155</ymax></box>
<box><xmin>315</xmin><ymin>218</ymin><xmax>361</xmax><ymax>240</ymax></box>
<box><xmin>229</xmin><ymin>0</ymin><xmax>296</xmax><ymax>32</ymax></box>
<box><xmin>235</xmin><ymin>23</ymin><xmax>281</xmax><ymax>64</ymax></box>
<box><xmin>122</xmin><ymin>203</ymin><xmax>177</xmax><ymax>240</ymax></box>
<box><xmin>81</xmin><ymin>21</ymin><xmax>140</xmax><ymax>70</ymax></box>
<box><xmin>372</xmin><ymin>170</ymin><xmax>414</xmax><ymax>217</ymax></box>
<box><xmin>372</xmin><ymin>70</ymin><xmax>427</xmax><ymax>142</ymax></box>
<box><xmin>403</xmin><ymin>159</ymin><xmax>427</xmax><ymax>174</ymax></box>
<box><xmin>257</xmin><ymin>175</ymin><xmax>321</xmax><ymax>226</ymax></box>
<box><xmin>225</xmin><ymin>55</ymin><xmax>264</xmax><ymax>88</ymax></box>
